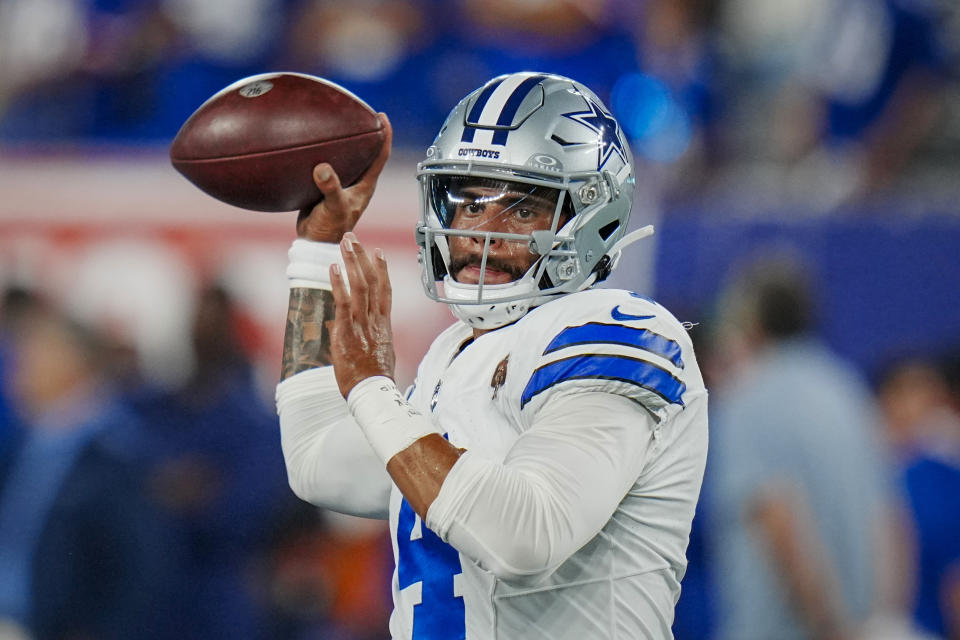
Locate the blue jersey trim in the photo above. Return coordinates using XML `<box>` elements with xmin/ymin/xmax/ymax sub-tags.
<box><xmin>543</xmin><ymin>322</ymin><xmax>685</xmax><ymax>368</ymax></box>
<box><xmin>520</xmin><ymin>354</ymin><xmax>686</xmax><ymax>408</ymax></box>
<box><xmin>629</xmin><ymin>291</ymin><xmax>659</xmax><ymax>304</ymax></box>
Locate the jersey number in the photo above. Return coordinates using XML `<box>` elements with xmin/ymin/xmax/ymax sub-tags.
<box><xmin>397</xmin><ymin>498</ymin><xmax>465</xmax><ymax>639</ymax></box>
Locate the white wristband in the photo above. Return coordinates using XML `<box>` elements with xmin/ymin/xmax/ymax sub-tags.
<box><xmin>287</xmin><ymin>238</ymin><xmax>344</xmax><ymax>289</ymax></box>
<box><xmin>346</xmin><ymin>376</ymin><xmax>443</xmax><ymax>464</ymax></box>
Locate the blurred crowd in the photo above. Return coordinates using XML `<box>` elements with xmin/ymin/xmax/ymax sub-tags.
<box><xmin>2</xmin><ymin>0</ymin><xmax>960</xmax><ymax>639</ymax></box>
<box><xmin>678</xmin><ymin>256</ymin><xmax>960</xmax><ymax>640</ymax></box>
<box><xmin>0</xmin><ymin>0</ymin><xmax>958</xmax><ymax>211</ymax></box>
<box><xmin>1</xmin><ymin>252</ymin><xmax>959</xmax><ymax>639</ymax></box>
<box><xmin>0</xmin><ymin>285</ymin><xmax>393</xmax><ymax>640</ymax></box>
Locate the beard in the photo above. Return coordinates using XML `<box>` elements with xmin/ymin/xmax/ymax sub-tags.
<box><xmin>448</xmin><ymin>254</ymin><xmax>529</xmax><ymax>282</ymax></box>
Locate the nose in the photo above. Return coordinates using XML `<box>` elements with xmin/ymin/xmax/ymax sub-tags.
<box><xmin>467</xmin><ymin>213</ymin><xmax>505</xmax><ymax>248</ymax></box>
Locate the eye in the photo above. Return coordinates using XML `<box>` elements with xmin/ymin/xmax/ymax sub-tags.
<box><xmin>515</xmin><ymin>208</ymin><xmax>536</xmax><ymax>220</ymax></box>
<box><xmin>463</xmin><ymin>202</ymin><xmax>484</xmax><ymax>215</ymax></box>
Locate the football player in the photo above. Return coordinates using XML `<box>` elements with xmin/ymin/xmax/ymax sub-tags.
<box><xmin>277</xmin><ymin>72</ymin><xmax>708</xmax><ymax>639</ymax></box>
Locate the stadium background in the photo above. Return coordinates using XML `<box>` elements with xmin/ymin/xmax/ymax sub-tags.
<box><xmin>1</xmin><ymin>0</ymin><xmax>959</xmax><ymax>638</ymax></box>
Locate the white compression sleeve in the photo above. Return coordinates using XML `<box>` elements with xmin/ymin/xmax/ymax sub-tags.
<box><xmin>425</xmin><ymin>392</ymin><xmax>655</xmax><ymax>585</ymax></box>
<box><xmin>276</xmin><ymin>367</ymin><xmax>392</xmax><ymax>519</ymax></box>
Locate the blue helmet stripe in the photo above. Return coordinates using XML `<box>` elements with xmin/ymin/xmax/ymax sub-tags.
<box><xmin>543</xmin><ymin>322</ymin><xmax>684</xmax><ymax>368</ymax></box>
<box><xmin>461</xmin><ymin>77</ymin><xmax>506</xmax><ymax>143</ymax></box>
<box><xmin>521</xmin><ymin>354</ymin><xmax>686</xmax><ymax>408</ymax></box>
<box><xmin>491</xmin><ymin>74</ymin><xmax>546</xmax><ymax>145</ymax></box>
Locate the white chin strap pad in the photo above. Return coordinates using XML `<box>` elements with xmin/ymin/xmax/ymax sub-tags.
<box><xmin>443</xmin><ymin>276</ymin><xmax>533</xmax><ymax>329</ymax></box>
<box><xmin>439</xmin><ymin>225</ymin><xmax>655</xmax><ymax>329</ymax></box>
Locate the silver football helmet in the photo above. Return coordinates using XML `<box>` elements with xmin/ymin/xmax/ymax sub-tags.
<box><xmin>416</xmin><ymin>72</ymin><xmax>647</xmax><ymax>329</ymax></box>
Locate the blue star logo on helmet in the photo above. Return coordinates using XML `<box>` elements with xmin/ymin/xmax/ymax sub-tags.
<box><xmin>562</xmin><ymin>98</ymin><xmax>628</xmax><ymax>170</ymax></box>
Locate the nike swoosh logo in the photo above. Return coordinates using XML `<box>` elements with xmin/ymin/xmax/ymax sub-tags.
<box><xmin>611</xmin><ymin>306</ymin><xmax>655</xmax><ymax>322</ymax></box>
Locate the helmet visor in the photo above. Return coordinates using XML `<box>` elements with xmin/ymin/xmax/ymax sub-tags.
<box><xmin>428</xmin><ymin>176</ymin><xmax>565</xmax><ymax>233</ymax></box>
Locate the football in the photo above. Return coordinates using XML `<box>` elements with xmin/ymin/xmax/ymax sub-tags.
<box><xmin>170</xmin><ymin>72</ymin><xmax>385</xmax><ymax>212</ymax></box>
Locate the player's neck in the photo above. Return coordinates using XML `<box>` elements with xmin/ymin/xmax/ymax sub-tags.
<box><xmin>471</xmin><ymin>314</ymin><xmax>527</xmax><ymax>339</ymax></box>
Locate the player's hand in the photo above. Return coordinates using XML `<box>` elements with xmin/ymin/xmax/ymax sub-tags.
<box><xmin>328</xmin><ymin>232</ymin><xmax>396</xmax><ymax>396</ymax></box>
<box><xmin>297</xmin><ymin>113</ymin><xmax>392</xmax><ymax>243</ymax></box>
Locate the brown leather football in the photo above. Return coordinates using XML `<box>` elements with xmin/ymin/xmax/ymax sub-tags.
<box><xmin>170</xmin><ymin>72</ymin><xmax>384</xmax><ymax>212</ymax></box>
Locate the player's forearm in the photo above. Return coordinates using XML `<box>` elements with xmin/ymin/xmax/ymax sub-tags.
<box><xmin>872</xmin><ymin>502</ymin><xmax>916</xmax><ymax>617</ymax></box>
<box><xmin>386</xmin><ymin>434</ymin><xmax>463</xmax><ymax>518</ymax></box>
<box><xmin>277</xmin><ymin>367</ymin><xmax>391</xmax><ymax>518</ymax></box>
<box><xmin>425</xmin><ymin>393</ymin><xmax>652</xmax><ymax>585</ymax></box>
<box><xmin>344</xmin><ymin>376</ymin><xmax>450</xmax><ymax>516</ymax></box>
<box><xmin>281</xmin><ymin>286</ymin><xmax>336</xmax><ymax>380</ymax></box>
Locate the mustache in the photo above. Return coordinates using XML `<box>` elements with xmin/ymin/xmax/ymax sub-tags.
<box><xmin>448</xmin><ymin>255</ymin><xmax>528</xmax><ymax>281</ymax></box>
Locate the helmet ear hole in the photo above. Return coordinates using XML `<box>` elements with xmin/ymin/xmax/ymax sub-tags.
<box><xmin>592</xmin><ymin>255</ymin><xmax>613</xmax><ymax>283</ymax></box>
<box><xmin>538</xmin><ymin>270</ymin><xmax>555</xmax><ymax>291</ymax></box>
<box><xmin>598</xmin><ymin>220</ymin><xmax>620</xmax><ymax>240</ymax></box>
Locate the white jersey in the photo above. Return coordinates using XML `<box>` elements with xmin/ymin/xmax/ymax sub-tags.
<box><xmin>389</xmin><ymin>288</ymin><xmax>708</xmax><ymax>640</ymax></box>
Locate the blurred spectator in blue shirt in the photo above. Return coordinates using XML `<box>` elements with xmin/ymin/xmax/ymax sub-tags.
<box><xmin>707</xmin><ymin>256</ymin><xmax>915</xmax><ymax>640</ymax></box>
<box><xmin>0</xmin><ymin>0</ymin><xmax>295</xmax><ymax>143</ymax></box>
<box><xmin>877</xmin><ymin>357</ymin><xmax>960</xmax><ymax>638</ymax></box>
<box><xmin>449</xmin><ymin>0</ymin><xmax>637</xmax><ymax>100</ymax></box>
<box><xmin>0</xmin><ymin>288</ymin><xmax>35</xmax><ymax>457</ymax></box>
<box><xmin>132</xmin><ymin>285</ymin><xmax>290</xmax><ymax>639</ymax></box>
<box><xmin>281</xmin><ymin>0</ymin><xmax>644</xmax><ymax>149</ymax></box>
<box><xmin>281</xmin><ymin>0</ymin><xmax>444</xmax><ymax>147</ymax></box>
<box><xmin>613</xmin><ymin>0</ymin><xmax>721</xmax><ymax>192</ymax></box>
<box><xmin>713</xmin><ymin>0</ymin><xmax>950</xmax><ymax>210</ymax></box>
<box><xmin>143</xmin><ymin>0</ymin><xmax>300</xmax><ymax>140</ymax></box>
<box><xmin>798</xmin><ymin>0</ymin><xmax>948</xmax><ymax>203</ymax></box>
<box><xmin>0</xmin><ymin>0</ymin><xmax>167</xmax><ymax>141</ymax></box>
<box><xmin>0</xmin><ymin>297</ymin><xmax>172</xmax><ymax>640</ymax></box>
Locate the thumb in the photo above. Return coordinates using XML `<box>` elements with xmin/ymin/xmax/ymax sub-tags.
<box><xmin>313</xmin><ymin>163</ymin><xmax>350</xmax><ymax>217</ymax></box>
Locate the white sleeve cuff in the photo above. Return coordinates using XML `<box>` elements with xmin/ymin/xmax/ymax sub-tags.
<box><xmin>276</xmin><ymin>366</ymin><xmax>392</xmax><ymax>518</ymax></box>
<box><xmin>425</xmin><ymin>449</ymin><xmax>482</xmax><ymax>540</ymax></box>
<box><xmin>286</xmin><ymin>238</ymin><xmax>344</xmax><ymax>289</ymax></box>
<box><xmin>275</xmin><ymin>366</ymin><xmax>347</xmax><ymax>419</ymax></box>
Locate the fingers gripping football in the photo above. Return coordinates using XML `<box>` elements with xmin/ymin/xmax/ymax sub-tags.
<box><xmin>297</xmin><ymin>113</ymin><xmax>393</xmax><ymax>243</ymax></box>
<box><xmin>328</xmin><ymin>233</ymin><xmax>396</xmax><ymax>397</ymax></box>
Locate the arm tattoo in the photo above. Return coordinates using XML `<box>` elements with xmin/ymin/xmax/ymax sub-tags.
<box><xmin>281</xmin><ymin>287</ymin><xmax>335</xmax><ymax>380</ymax></box>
